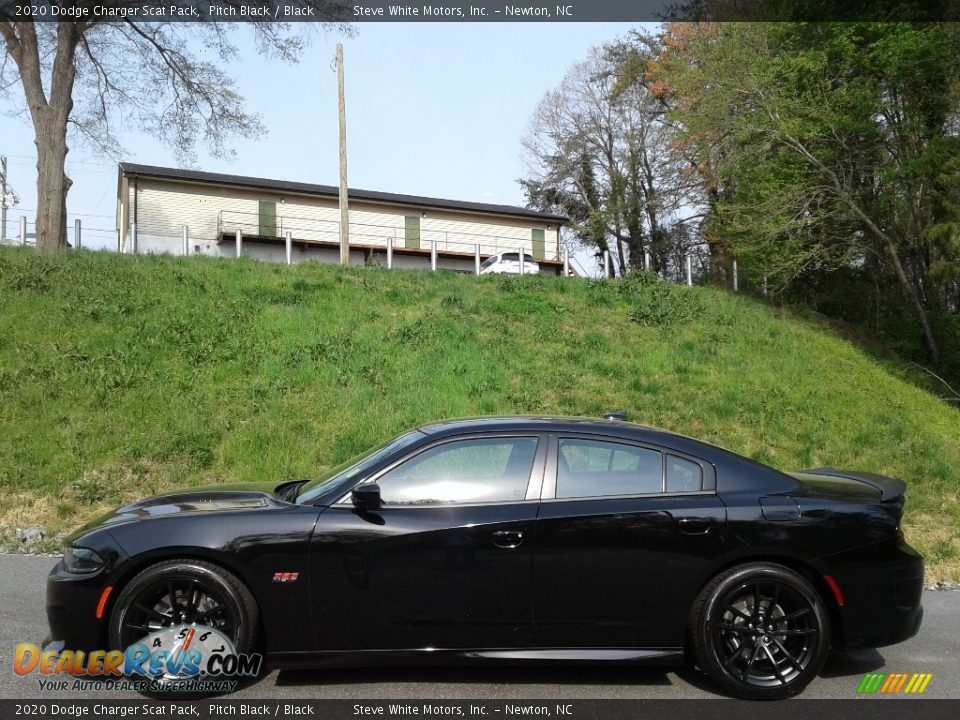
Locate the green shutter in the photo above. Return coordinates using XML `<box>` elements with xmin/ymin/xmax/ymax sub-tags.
<box><xmin>531</xmin><ymin>229</ymin><xmax>546</xmax><ymax>260</ymax></box>
<box><xmin>404</xmin><ymin>216</ymin><xmax>421</xmax><ymax>249</ymax></box>
<box><xmin>258</xmin><ymin>201</ymin><xmax>277</xmax><ymax>236</ymax></box>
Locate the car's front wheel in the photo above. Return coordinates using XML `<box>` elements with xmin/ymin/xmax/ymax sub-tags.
<box><xmin>108</xmin><ymin>558</ymin><xmax>259</xmax><ymax>694</ymax></box>
<box><xmin>690</xmin><ymin>562</ymin><xmax>831</xmax><ymax>700</ymax></box>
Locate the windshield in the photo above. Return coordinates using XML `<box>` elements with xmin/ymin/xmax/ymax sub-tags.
<box><xmin>296</xmin><ymin>430</ymin><xmax>426</xmax><ymax>504</ymax></box>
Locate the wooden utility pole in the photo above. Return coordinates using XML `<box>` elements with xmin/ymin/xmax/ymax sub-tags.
<box><xmin>336</xmin><ymin>44</ymin><xmax>350</xmax><ymax>265</ymax></box>
<box><xmin>1</xmin><ymin>156</ymin><xmax>8</xmax><ymax>242</ymax></box>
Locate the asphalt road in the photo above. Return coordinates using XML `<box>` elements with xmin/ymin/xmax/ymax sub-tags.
<box><xmin>2</xmin><ymin>553</ymin><xmax>957</xmax><ymax>700</ymax></box>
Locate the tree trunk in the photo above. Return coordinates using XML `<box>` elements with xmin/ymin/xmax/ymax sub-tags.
<box><xmin>839</xmin><ymin>188</ymin><xmax>940</xmax><ymax>360</ymax></box>
<box><xmin>781</xmin><ymin>131</ymin><xmax>941</xmax><ymax>360</ymax></box>
<box><xmin>612</xmin><ymin>225</ymin><xmax>628</xmax><ymax>277</ymax></box>
<box><xmin>885</xmin><ymin>239</ymin><xmax>940</xmax><ymax>361</ymax></box>
<box><xmin>7</xmin><ymin>21</ymin><xmax>80</xmax><ymax>252</ymax></box>
<box><xmin>34</xmin><ymin>116</ymin><xmax>72</xmax><ymax>251</ymax></box>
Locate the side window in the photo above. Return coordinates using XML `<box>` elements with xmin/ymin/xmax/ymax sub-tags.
<box><xmin>557</xmin><ymin>439</ymin><xmax>662</xmax><ymax>499</ymax></box>
<box><xmin>666</xmin><ymin>456</ymin><xmax>703</xmax><ymax>492</ymax></box>
<box><xmin>502</xmin><ymin>253</ymin><xmax>520</xmax><ymax>262</ymax></box>
<box><xmin>376</xmin><ymin>437</ymin><xmax>538</xmax><ymax>505</ymax></box>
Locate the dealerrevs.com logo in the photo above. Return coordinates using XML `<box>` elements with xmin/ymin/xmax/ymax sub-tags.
<box><xmin>14</xmin><ymin>625</ymin><xmax>262</xmax><ymax>693</ymax></box>
<box><xmin>856</xmin><ymin>672</ymin><xmax>934</xmax><ymax>696</ymax></box>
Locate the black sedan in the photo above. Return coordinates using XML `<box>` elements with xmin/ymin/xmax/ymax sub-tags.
<box><xmin>46</xmin><ymin>416</ymin><xmax>924</xmax><ymax>700</ymax></box>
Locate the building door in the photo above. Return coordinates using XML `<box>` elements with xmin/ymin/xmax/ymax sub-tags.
<box><xmin>405</xmin><ymin>216</ymin><xmax>421</xmax><ymax>249</ymax></box>
<box><xmin>259</xmin><ymin>201</ymin><xmax>277</xmax><ymax>236</ymax></box>
<box><xmin>531</xmin><ymin>229</ymin><xmax>546</xmax><ymax>261</ymax></box>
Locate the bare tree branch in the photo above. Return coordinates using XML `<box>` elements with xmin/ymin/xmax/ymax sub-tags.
<box><xmin>0</xmin><ymin>7</ymin><xmax>351</xmax><ymax>250</ymax></box>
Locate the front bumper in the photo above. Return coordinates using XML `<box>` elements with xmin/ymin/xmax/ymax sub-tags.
<box><xmin>46</xmin><ymin>558</ymin><xmax>109</xmax><ymax>653</ymax></box>
<box><xmin>825</xmin><ymin>537</ymin><xmax>925</xmax><ymax>650</ymax></box>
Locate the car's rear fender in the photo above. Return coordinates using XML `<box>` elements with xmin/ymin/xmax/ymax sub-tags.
<box><xmin>814</xmin><ymin>536</ymin><xmax>924</xmax><ymax>650</ymax></box>
<box><xmin>692</xmin><ymin>552</ymin><xmax>847</xmax><ymax>650</ymax></box>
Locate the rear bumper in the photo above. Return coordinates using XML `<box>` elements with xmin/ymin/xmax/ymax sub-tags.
<box><xmin>824</xmin><ymin>538</ymin><xmax>924</xmax><ymax>650</ymax></box>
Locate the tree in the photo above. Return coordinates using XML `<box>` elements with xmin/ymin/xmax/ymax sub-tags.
<box><xmin>0</xmin><ymin>1</ymin><xmax>350</xmax><ymax>251</ymax></box>
<box><xmin>648</xmin><ymin>22</ymin><xmax>960</xmax><ymax>360</ymax></box>
<box><xmin>621</xmin><ymin>24</ymin><xmax>741</xmax><ymax>285</ymax></box>
<box><xmin>520</xmin><ymin>45</ymin><xmax>696</xmax><ymax>277</ymax></box>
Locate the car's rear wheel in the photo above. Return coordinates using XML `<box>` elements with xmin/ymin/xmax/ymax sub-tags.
<box><xmin>690</xmin><ymin>563</ymin><xmax>830</xmax><ymax>700</ymax></box>
<box><xmin>108</xmin><ymin>559</ymin><xmax>258</xmax><ymax>692</ymax></box>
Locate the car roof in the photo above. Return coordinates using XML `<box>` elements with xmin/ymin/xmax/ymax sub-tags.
<box><xmin>414</xmin><ymin>415</ymin><xmax>799</xmax><ymax>494</ymax></box>
<box><xmin>418</xmin><ymin>415</ymin><xmax>689</xmax><ymax>441</ymax></box>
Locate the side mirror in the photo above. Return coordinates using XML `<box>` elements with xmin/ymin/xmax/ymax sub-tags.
<box><xmin>351</xmin><ymin>483</ymin><xmax>382</xmax><ymax>510</ymax></box>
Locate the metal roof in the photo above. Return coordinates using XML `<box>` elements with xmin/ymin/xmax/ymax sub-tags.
<box><xmin>118</xmin><ymin>163</ymin><xmax>568</xmax><ymax>223</ymax></box>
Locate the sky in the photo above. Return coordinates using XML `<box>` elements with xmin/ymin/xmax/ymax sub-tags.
<box><xmin>0</xmin><ymin>22</ymin><xmax>654</xmax><ymax>271</ymax></box>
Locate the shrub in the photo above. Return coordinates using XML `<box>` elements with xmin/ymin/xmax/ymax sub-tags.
<box><xmin>629</xmin><ymin>281</ymin><xmax>705</xmax><ymax>326</ymax></box>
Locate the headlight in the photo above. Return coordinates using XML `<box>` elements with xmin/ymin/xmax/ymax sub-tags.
<box><xmin>63</xmin><ymin>546</ymin><xmax>105</xmax><ymax>573</ymax></box>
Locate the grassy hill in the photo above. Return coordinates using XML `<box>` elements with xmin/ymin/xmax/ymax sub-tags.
<box><xmin>1</xmin><ymin>247</ymin><xmax>958</xmax><ymax>580</ymax></box>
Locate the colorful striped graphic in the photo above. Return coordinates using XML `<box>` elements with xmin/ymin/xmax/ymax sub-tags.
<box><xmin>856</xmin><ymin>672</ymin><xmax>933</xmax><ymax>695</ymax></box>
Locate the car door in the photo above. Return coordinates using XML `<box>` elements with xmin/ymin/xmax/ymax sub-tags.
<box><xmin>310</xmin><ymin>433</ymin><xmax>546</xmax><ymax>651</ymax></box>
<box><xmin>532</xmin><ymin>434</ymin><xmax>726</xmax><ymax>649</ymax></box>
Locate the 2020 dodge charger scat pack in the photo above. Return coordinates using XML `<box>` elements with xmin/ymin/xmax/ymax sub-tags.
<box><xmin>45</xmin><ymin>416</ymin><xmax>924</xmax><ymax>699</ymax></box>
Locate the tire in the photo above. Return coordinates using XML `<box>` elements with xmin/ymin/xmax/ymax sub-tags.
<box><xmin>109</xmin><ymin>558</ymin><xmax>259</xmax><ymax>694</ymax></box>
<box><xmin>690</xmin><ymin>562</ymin><xmax>831</xmax><ymax>700</ymax></box>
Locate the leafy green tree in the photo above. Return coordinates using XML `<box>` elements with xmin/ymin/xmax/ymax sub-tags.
<box><xmin>646</xmin><ymin>22</ymin><xmax>960</xmax><ymax>360</ymax></box>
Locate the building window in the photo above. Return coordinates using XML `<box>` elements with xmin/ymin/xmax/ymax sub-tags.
<box><xmin>404</xmin><ymin>216</ymin><xmax>421</xmax><ymax>250</ymax></box>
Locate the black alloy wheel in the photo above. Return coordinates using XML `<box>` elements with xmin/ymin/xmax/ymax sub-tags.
<box><xmin>691</xmin><ymin>562</ymin><xmax>831</xmax><ymax>700</ymax></box>
<box><xmin>109</xmin><ymin>559</ymin><xmax>258</xmax><ymax>664</ymax></box>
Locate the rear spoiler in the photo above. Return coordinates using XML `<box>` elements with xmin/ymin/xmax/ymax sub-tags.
<box><xmin>801</xmin><ymin>467</ymin><xmax>906</xmax><ymax>502</ymax></box>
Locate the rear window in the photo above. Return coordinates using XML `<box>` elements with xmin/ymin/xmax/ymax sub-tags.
<box><xmin>557</xmin><ymin>438</ymin><xmax>663</xmax><ymax>498</ymax></box>
<box><xmin>666</xmin><ymin>456</ymin><xmax>703</xmax><ymax>492</ymax></box>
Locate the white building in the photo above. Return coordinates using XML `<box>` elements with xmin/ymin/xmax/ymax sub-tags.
<box><xmin>116</xmin><ymin>164</ymin><xmax>568</xmax><ymax>274</ymax></box>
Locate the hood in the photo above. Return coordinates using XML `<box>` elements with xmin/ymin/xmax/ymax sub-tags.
<box><xmin>66</xmin><ymin>480</ymin><xmax>289</xmax><ymax>541</ymax></box>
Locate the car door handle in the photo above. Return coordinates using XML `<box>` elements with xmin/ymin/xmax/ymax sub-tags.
<box><xmin>492</xmin><ymin>530</ymin><xmax>524</xmax><ymax>549</ymax></box>
<box><xmin>678</xmin><ymin>518</ymin><xmax>712</xmax><ymax>535</ymax></box>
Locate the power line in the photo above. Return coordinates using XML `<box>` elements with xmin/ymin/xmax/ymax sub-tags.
<box><xmin>16</xmin><ymin>209</ymin><xmax>115</xmax><ymax>219</ymax></box>
<box><xmin>6</xmin><ymin>161</ymin><xmax>115</xmax><ymax>176</ymax></box>
<box><xmin>2</xmin><ymin>152</ymin><xmax>115</xmax><ymax>168</ymax></box>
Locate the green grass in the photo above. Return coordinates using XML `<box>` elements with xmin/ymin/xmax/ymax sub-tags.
<box><xmin>1</xmin><ymin>247</ymin><xmax>958</xmax><ymax>579</ymax></box>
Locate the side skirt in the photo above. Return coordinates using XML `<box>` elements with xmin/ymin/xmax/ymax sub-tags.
<box><xmin>267</xmin><ymin>648</ymin><xmax>685</xmax><ymax>670</ymax></box>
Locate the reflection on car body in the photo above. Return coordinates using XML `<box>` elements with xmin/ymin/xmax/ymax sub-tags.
<box><xmin>46</xmin><ymin>416</ymin><xmax>923</xmax><ymax>700</ymax></box>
